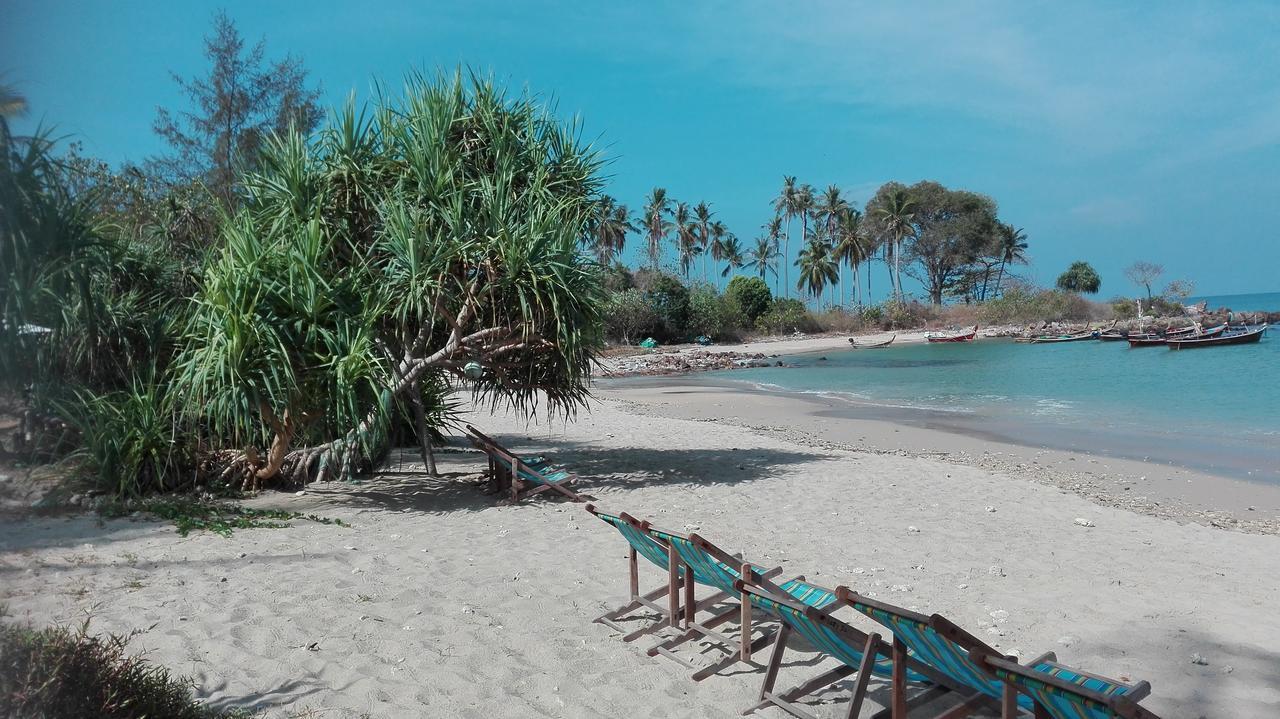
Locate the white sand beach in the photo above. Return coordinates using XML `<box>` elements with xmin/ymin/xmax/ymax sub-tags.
<box><xmin>3</xmin><ymin>385</ymin><xmax>1278</xmax><ymax>717</ymax></box>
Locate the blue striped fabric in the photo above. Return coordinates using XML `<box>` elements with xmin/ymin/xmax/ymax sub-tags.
<box><xmin>744</xmin><ymin>591</ymin><xmax>911</xmax><ymax>681</ymax></box>
<box><xmin>993</xmin><ymin>663</ymin><xmax>1135</xmax><ymax>719</ymax></box>
<box><xmin>492</xmin><ymin>455</ymin><xmax>568</xmax><ymax>486</ymax></box>
<box><xmin>592</xmin><ymin>512</ymin><xmax>684</xmax><ymax>577</ymax></box>
<box><xmin>849</xmin><ymin>601</ymin><xmax>1033</xmax><ymax>710</ymax></box>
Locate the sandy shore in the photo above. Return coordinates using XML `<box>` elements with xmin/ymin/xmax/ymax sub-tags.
<box><xmin>3</xmin><ymin>388</ymin><xmax>1278</xmax><ymax>716</ymax></box>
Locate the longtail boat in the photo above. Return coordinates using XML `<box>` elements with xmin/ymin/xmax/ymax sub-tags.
<box><xmin>926</xmin><ymin>325</ymin><xmax>978</xmax><ymax>343</ymax></box>
<box><xmin>1097</xmin><ymin>328</ymin><xmax>1127</xmax><ymax>341</ymax></box>
<box><xmin>1127</xmin><ymin>333</ymin><xmax>1167</xmax><ymax>347</ymax></box>
<box><xmin>1028</xmin><ymin>329</ymin><xmax>1099</xmax><ymax>344</ymax></box>
<box><xmin>848</xmin><ymin>334</ymin><xmax>895</xmax><ymax>349</ymax></box>
<box><xmin>1167</xmin><ymin>324</ymin><xmax>1267</xmax><ymax>349</ymax></box>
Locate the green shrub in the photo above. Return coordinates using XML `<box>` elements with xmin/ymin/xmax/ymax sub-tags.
<box><xmin>59</xmin><ymin>377</ymin><xmax>193</xmax><ymax>498</ymax></box>
<box><xmin>756</xmin><ymin>298</ymin><xmax>820</xmax><ymax>335</ymax></box>
<box><xmin>643</xmin><ymin>274</ymin><xmax>691</xmax><ymax>342</ymax></box>
<box><xmin>980</xmin><ymin>288</ymin><xmax>1104</xmax><ymax>324</ymax></box>
<box><xmin>725</xmin><ymin>276</ymin><xmax>772</xmax><ymax>322</ymax></box>
<box><xmin>0</xmin><ymin>614</ymin><xmax>243</xmax><ymax>719</ymax></box>
<box><xmin>859</xmin><ymin>304</ymin><xmax>884</xmax><ymax>325</ymax></box>
<box><xmin>603</xmin><ymin>288</ymin><xmax>658</xmax><ymax>344</ymax></box>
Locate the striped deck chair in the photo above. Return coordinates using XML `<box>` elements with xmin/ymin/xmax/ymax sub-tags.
<box><xmin>738</xmin><ymin>582</ymin><xmax>951</xmax><ymax>719</ymax></box>
<box><xmin>584</xmin><ymin>505</ymin><xmax>734</xmax><ymax>642</ymax></box>
<box><xmin>837</xmin><ymin>586</ymin><xmax>1037</xmax><ymax>718</ymax></box>
<box><xmin>644</xmin><ymin>528</ymin><xmax>831</xmax><ymax>681</ymax></box>
<box><xmin>979</xmin><ymin>654</ymin><xmax>1161</xmax><ymax>719</ymax></box>
<box><xmin>463</xmin><ymin>424</ymin><xmax>586</xmax><ymax>504</ymax></box>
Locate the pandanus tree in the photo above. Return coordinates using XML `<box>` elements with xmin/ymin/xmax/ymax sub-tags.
<box><xmin>176</xmin><ymin>72</ymin><xmax>606</xmax><ymax>487</ymax></box>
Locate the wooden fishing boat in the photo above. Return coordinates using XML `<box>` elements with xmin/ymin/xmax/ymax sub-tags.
<box><xmin>926</xmin><ymin>325</ymin><xmax>978</xmax><ymax>343</ymax></box>
<box><xmin>1097</xmin><ymin>329</ymin><xmax>1128</xmax><ymax>341</ymax></box>
<box><xmin>1164</xmin><ymin>325</ymin><xmax>1198</xmax><ymax>337</ymax></box>
<box><xmin>848</xmin><ymin>334</ymin><xmax>895</xmax><ymax>349</ymax></box>
<box><xmin>1167</xmin><ymin>324</ymin><xmax>1267</xmax><ymax>349</ymax></box>
<box><xmin>1127</xmin><ymin>333</ymin><xmax>1167</xmax><ymax>347</ymax></box>
<box><xmin>1028</xmin><ymin>329</ymin><xmax>1099</xmax><ymax>344</ymax></box>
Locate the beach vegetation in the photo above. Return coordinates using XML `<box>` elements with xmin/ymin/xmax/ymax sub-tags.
<box><xmin>604</xmin><ymin>289</ymin><xmax>659</xmax><ymax>345</ymax></box>
<box><xmin>981</xmin><ymin>287</ymin><xmax>1102</xmax><ymax>324</ymax></box>
<box><xmin>1055</xmin><ymin>261</ymin><xmax>1102</xmax><ymax>294</ymax></box>
<box><xmin>725</xmin><ymin>276</ymin><xmax>772</xmax><ymax>323</ymax></box>
<box><xmin>0</xmin><ymin>612</ymin><xmax>246</xmax><ymax>718</ymax></box>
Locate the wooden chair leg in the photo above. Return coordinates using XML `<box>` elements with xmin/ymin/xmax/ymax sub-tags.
<box><xmin>1001</xmin><ymin>684</ymin><xmax>1018</xmax><ymax>719</ymax></box>
<box><xmin>759</xmin><ymin>623</ymin><xmax>791</xmax><ymax>702</ymax></box>
<box><xmin>628</xmin><ymin>547</ymin><xmax>639</xmax><ymax>599</ymax></box>
<box><xmin>891</xmin><ymin>636</ymin><xmax>908</xmax><ymax>719</ymax></box>
<box><xmin>667</xmin><ymin>544</ymin><xmax>681</xmax><ymax>627</ymax></box>
<box><xmin>683</xmin><ymin>569</ymin><xmax>695</xmax><ymax>625</ymax></box>
<box><xmin>740</xmin><ymin>561</ymin><xmax>753</xmax><ymax>662</ymax></box>
<box><xmin>845</xmin><ymin>632</ymin><xmax>881</xmax><ymax>719</ymax></box>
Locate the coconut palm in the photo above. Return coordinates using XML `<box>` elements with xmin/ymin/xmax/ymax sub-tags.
<box><xmin>794</xmin><ymin>184</ymin><xmax>816</xmax><ymax>294</ymax></box>
<box><xmin>816</xmin><ymin>186</ymin><xmax>851</xmax><ymax>302</ymax></box>
<box><xmin>761</xmin><ymin>215</ymin><xmax>784</xmax><ymax>295</ymax></box>
<box><xmin>673</xmin><ymin>201</ymin><xmax>699</xmax><ymax>279</ymax></box>
<box><xmin>693</xmin><ymin>201</ymin><xmax>713</xmax><ymax>282</ymax></box>
<box><xmin>640</xmin><ymin>187</ymin><xmax>672</xmax><ymax>270</ymax></box>
<box><xmin>745</xmin><ymin>235</ymin><xmax>779</xmax><ymax>281</ymax></box>
<box><xmin>587</xmin><ymin>196</ymin><xmax>630</xmax><ymax>265</ymax></box>
<box><xmin>707</xmin><ymin>219</ymin><xmax>729</xmax><ymax>286</ymax></box>
<box><xmin>772</xmin><ymin>176</ymin><xmax>798</xmax><ymax>298</ymax></box>
<box><xmin>875</xmin><ymin>188</ymin><xmax>915</xmax><ymax>301</ymax></box>
<box><xmin>993</xmin><ymin>223</ymin><xmax>1028</xmax><ymax>297</ymax></box>
<box><xmin>832</xmin><ymin>209</ymin><xmax>868</xmax><ymax>306</ymax></box>
<box><xmin>796</xmin><ymin>235</ymin><xmax>839</xmax><ymax>306</ymax></box>
<box><xmin>718</xmin><ymin>235</ymin><xmax>745</xmax><ymax>278</ymax></box>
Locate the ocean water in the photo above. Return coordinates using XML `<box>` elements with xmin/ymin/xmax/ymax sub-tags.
<box><xmin>715</xmin><ymin>334</ymin><xmax>1280</xmax><ymax>482</ymax></box>
<box><xmin>1188</xmin><ymin>291</ymin><xmax>1280</xmax><ymax>313</ymax></box>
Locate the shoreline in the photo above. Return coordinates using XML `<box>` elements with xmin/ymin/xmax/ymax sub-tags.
<box><xmin>596</xmin><ymin>375</ymin><xmax>1280</xmax><ymax>535</ymax></box>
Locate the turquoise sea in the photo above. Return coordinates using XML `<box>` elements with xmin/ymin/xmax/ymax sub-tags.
<box><xmin>1189</xmin><ymin>290</ymin><xmax>1280</xmax><ymax>313</ymax></box>
<box><xmin>715</xmin><ymin>327</ymin><xmax>1279</xmax><ymax>483</ymax></box>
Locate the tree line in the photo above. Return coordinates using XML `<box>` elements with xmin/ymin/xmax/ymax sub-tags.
<box><xmin>583</xmin><ymin>179</ymin><xmax>1033</xmax><ymax>307</ymax></box>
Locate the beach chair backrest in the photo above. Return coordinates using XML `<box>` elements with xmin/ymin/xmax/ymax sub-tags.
<box><xmin>983</xmin><ymin>655</ymin><xmax>1156</xmax><ymax>719</ymax></box>
<box><xmin>584</xmin><ymin>506</ymin><xmax>674</xmax><ymax>571</ymax></box>
<box><xmin>741</xmin><ymin>583</ymin><xmax>894</xmax><ymax>677</ymax></box>
<box><xmin>838</xmin><ymin>588</ymin><xmax>1003</xmax><ymax>699</ymax></box>
<box><xmin>645</xmin><ymin>529</ymin><xmax>755</xmax><ymax>595</ymax></box>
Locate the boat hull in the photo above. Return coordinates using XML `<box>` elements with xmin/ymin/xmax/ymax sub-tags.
<box><xmin>1167</xmin><ymin>325</ymin><xmax>1267</xmax><ymax>349</ymax></box>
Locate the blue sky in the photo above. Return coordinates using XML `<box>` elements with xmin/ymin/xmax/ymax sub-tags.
<box><xmin>6</xmin><ymin>1</ymin><xmax>1279</xmax><ymax>298</ymax></box>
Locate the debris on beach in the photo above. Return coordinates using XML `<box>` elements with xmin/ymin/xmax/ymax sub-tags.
<box><xmin>600</xmin><ymin>349</ymin><xmax>777</xmax><ymax>377</ymax></box>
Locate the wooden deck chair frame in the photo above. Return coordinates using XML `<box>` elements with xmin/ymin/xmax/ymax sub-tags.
<box><xmin>583</xmin><ymin>505</ymin><xmax>732</xmax><ymax>642</ymax></box>
<box><xmin>737</xmin><ymin>581</ymin><xmax>959</xmax><ymax>719</ymax></box>
<box><xmin>836</xmin><ymin>586</ymin><xmax>1028</xmax><ymax>719</ymax></box>
<box><xmin>643</xmin><ymin>528</ymin><xmax>799</xmax><ymax>681</ymax></box>
<box><xmin>977</xmin><ymin>654</ymin><xmax>1160</xmax><ymax>719</ymax></box>
<box><xmin>462</xmin><ymin>424</ymin><xmax>586</xmax><ymax>503</ymax></box>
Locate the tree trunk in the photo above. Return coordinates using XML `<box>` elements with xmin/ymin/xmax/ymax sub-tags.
<box><xmin>994</xmin><ymin>261</ymin><xmax>1007</xmax><ymax>297</ymax></box>
<box><xmin>410</xmin><ymin>380</ymin><xmax>438</xmax><ymax>476</ymax></box>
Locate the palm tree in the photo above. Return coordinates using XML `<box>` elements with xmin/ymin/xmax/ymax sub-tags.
<box><xmin>773</xmin><ymin>176</ymin><xmax>798</xmax><ymax>298</ymax></box>
<box><xmin>640</xmin><ymin>187</ymin><xmax>672</xmax><ymax>270</ymax></box>
<box><xmin>587</xmin><ymin>196</ymin><xmax>630</xmax><ymax>265</ymax></box>
<box><xmin>796</xmin><ymin>236</ymin><xmax>839</xmax><ymax>306</ymax></box>
<box><xmin>875</xmin><ymin>188</ymin><xmax>915</xmax><ymax>301</ymax></box>
<box><xmin>816</xmin><ymin>186</ymin><xmax>851</xmax><ymax>303</ymax></box>
<box><xmin>832</xmin><ymin>209</ymin><xmax>867</xmax><ymax>306</ymax></box>
<box><xmin>762</xmin><ymin>215</ymin><xmax>784</xmax><ymax>295</ymax></box>
<box><xmin>718</xmin><ymin>235</ymin><xmax>745</xmax><ymax>278</ymax></box>
<box><xmin>694</xmin><ymin>201</ymin><xmax>713</xmax><ymax>283</ymax></box>
<box><xmin>673</xmin><ymin>201</ymin><xmax>699</xmax><ymax>279</ymax></box>
<box><xmin>794</xmin><ymin>183</ymin><xmax>816</xmax><ymax>294</ymax></box>
<box><xmin>993</xmin><ymin>223</ymin><xmax>1028</xmax><ymax>297</ymax></box>
<box><xmin>707</xmin><ymin>220</ymin><xmax>729</xmax><ymax>287</ymax></box>
<box><xmin>745</xmin><ymin>235</ymin><xmax>779</xmax><ymax>281</ymax></box>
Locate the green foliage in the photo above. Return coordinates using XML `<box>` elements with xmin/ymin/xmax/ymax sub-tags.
<box><xmin>756</xmin><ymin>298</ymin><xmax>819</xmax><ymax>334</ymax></box>
<box><xmin>725</xmin><ymin>275</ymin><xmax>772</xmax><ymax>322</ymax></box>
<box><xmin>686</xmin><ymin>286</ymin><xmax>739</xmax><ymax>341</ymax></box>
<box><xmin>603</xmin><ymin>289</ymin><xmax>657</xmax><ymax>344</ymax></box>
<box><xmin>175</xmin><ymin>70</ymin><xmax>607</xmax><ymax>485</ymax></box>
<box><xmin>1056</xmin><ymin>261</ymin><xmax>1102</xmax><ymax>294</ymax></box>
<box><xmin>61</xmin><ymin>378</ymin><xmax>191</xmax><ymax>497</ymax></box>
<box><xmin>980</xmin><ymin>288</ymin><xmax>1099</xmax><ymax>323</ymax></box>
<box><xmin>134</xmin><ymin>497</ymin><xmax>348</xmax><ymax>537</ymax></box>
<box><xmin>643</xmin><ymin>273</ymin><xmax>691</xmax><ymax>342</ymax></box>
<box><xmin>0</xmin><ymin>613</ymin><xmax>243</xmax><ymax>718</ymax></box>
